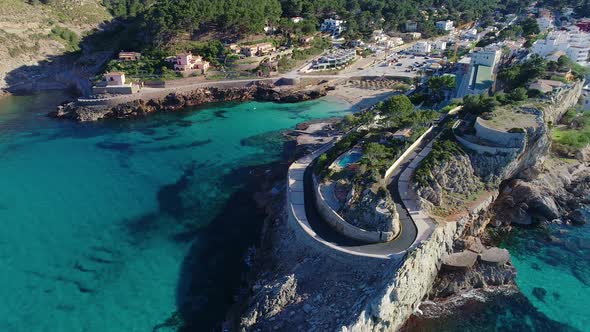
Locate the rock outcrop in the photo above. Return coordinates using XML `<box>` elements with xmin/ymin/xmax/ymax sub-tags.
<box><xmin>493</xmin><ymin>161</ymin><xmax>590</xmax><ymax>226</ymax></box>
<box><xmin>50</xmin><ymin>83</ymin><xmax>326</xmax><ymax>122</ymax></box>
<box><xmin>414</xmin><ymin>153</ymin><xmax>484</xmax><ymax>210</ymax></box>
<box><xmin>341</xmin><ymin>187</ymin><xmax>400</xmax><ymax>234</ymax></box>
<box><xmin>240</xmin><ymin>274</ymin><xmax>300</xmax><ymax>327</ymax></box>
<box><xmin>406</xmin><ymin>82</ymin><xmax>585</xmax><ymax>326</ymax></box>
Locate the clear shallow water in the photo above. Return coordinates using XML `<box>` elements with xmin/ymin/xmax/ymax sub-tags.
<box><xmin>502</xmin><ymin>207</ymin><xmax>590</xmax><ymax>332</ymax></box>
<box><xmin>0</xmin><ymin>93</ymin><xmax>350</xmax><ymax>331</ymax></box>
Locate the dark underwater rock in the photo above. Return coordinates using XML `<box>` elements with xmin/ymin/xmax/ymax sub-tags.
<box><xmin>532</xmin><ymin>287</ymin><xmax>547</xmax><ymax>302</ymax></box>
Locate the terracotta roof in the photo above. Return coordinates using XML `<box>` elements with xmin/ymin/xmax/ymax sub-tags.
<box><xmin>392</xmin><ymin>128</ymin><xmax>413</xmax><ymax>137</ymax></box>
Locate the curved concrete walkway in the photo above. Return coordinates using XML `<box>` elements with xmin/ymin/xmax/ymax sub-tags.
<box><xmin>287</xmin><ymin>126</ymin><xmax>444</xmax><ymax>259</ymax></box>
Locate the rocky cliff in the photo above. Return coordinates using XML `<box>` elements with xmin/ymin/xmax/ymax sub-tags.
<box><xmin>232</xmin><ymin>84</ymin><xmax>584</xmax><ymax>331</ymax></box>
<box><xmin>403</xmin><ymin>82</ymin><xmax>586</xmax><ymax>326</ymax></box>
<box><xmin>50</xmin><ymin>83</ymin><xmax>326</xmax><ymax>122</ymax></box>
<box><xmin>416</xmin><ymin>82</ymin><xmax>584</xmax><ymax>215</ymax></box>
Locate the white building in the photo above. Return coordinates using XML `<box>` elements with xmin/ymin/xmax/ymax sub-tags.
<box><xmin>432</xmin><ymin>40</ymin><xmax>447</xmax><ymax>51</ymax></box>
<box><xmin>457</xmin><ymin>46</ymin><xmax>502</xmax><ymax>98</ymax></box>
<box><xmin>532</xmin><ymin>27</ymin><xmax>590</xmax><ymax>66</ymax></box>
<box><xmin>471</xmin><ymin>46</ymin><xmax>502</xmax><ymax>67</ymax></box>
<box><xmin>390</xmin><ymin>37</ymin><xmax>404</xmax><ymax>46</ymax></box>
<box><xmin>567</xmin><ymin>46</ymin><xmax>590</xmax><ymax>65</ymax></box>
<box><xmin>321</xmin><ymin>18</ymin><xmax>346</xmax><ymax>36</ymax></box>
<box><xmin>464</xmin><ymin>28</ymin><xmax>479</xmax><ymax>40</ymax></box>
<box><xmin>371</xmin><ymin>30</ymin><xmax>404</xmax><ymax>49</ymax></box>
<box><xmin>409</xmin><ymin>41</ymin><xmax>431</xmax><ymax>54</ymax></box>
<box><xmin>436</xmin><ymin>20</ymin><xmax>454</xmax><ymax>31</ymax></box>
<box><xmin>311</xmin><ymin>49</ymin><xmax>356</xmax><ymax>70</ymax></box>
<box><xmin>291</xmin><ymin>17</ymin><xmax>303</xmax><ymax>23</ymax></box>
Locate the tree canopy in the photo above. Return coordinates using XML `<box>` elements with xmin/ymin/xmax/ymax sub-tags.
<box><xmin>124</xmin><ymin>0</ymin><xmax>534</xmax><ymax>47</ymax></box>
<box><xmin>381</xmin><ymin>95</ymin><xmax>414</xmax><ymax>115</ymax></box>
<box><xmin>497</xmin><ymin>55</ymin><xmax>547</xmax><ymax>90</ymax></box>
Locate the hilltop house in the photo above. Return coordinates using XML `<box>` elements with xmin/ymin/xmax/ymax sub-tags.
<box><xmin>92</xmin><ymin>72</ymin><xmax>139</xmax><ymax>95</ymax></box>
<box><xmin>118</xmin><ymin>51</ymin><xmax>141</xmax><ymax>61</ymax></box>
<box><xmin>241</xmin><ymin>43</ymin><xmax>275</xmax><ymax>57</ymax></box>
<box><xmin>391</xmin><ymin>128</ymin><xmax>413</xmax><ymax>141</ymax></box>
<box><xmin>408</xmin><ymin>41</ymin><xmax>431</xmax><ymax>54</ymax></box>
<box><xmin>405</xmin><ymin>21</ymin><xmax>418</xmax><ymax>32</ymax></box>
<box><xmin>166</xmin><ymin>52</ymin><xmax>210</xmax><ymax>74</ymax></box>
<box><xmin>320</xmin><ymin>18</ymin><xmax>346</xmax><ymax>36</ymax></box>
<box><xmin>436</xmin><ymin>20</ymin><xmax>454</xmax><ymax>31</ymax></box>
<box><xmin>528</xmin><ymin>79</ymin><xmax>565</xmax><ymax>94</ymax></box>
<box><xmin>299</xmin><ymin>36</ymin><xmax>314</xmax><ymax>45</ymax></box>
<box><xmin>228</xmin><ymin>43</ymin><xmax>241</xmax><ymax>54</ymax></box>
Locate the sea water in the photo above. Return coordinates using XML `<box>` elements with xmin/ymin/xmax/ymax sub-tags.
<box><xmin>0</xmin><ymin>93</ymin><xmax>350</xmax><ymax>331</ymax></box>
<box><xmin>502</xmin><ymin>208</ymin><xmax>590</xmax><ymax>332</ymax></box>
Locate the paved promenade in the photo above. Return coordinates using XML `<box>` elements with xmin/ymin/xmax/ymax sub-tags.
<box><xmin>287</xmin><ymin>128</ymin><xmax>439</xmax><ymax>259</ymax></box>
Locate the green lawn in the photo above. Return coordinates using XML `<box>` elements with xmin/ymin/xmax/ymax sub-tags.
<box><xmin>552</xmin><ymin>113</ymin><xmax>590</xmax><ymax>148</ymax></box>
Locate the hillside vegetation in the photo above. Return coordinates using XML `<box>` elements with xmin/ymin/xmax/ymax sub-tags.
<box><xmin>0</xmin><ymin>0</ymin><xmax>111</xmax><ymax>88</ymax></box>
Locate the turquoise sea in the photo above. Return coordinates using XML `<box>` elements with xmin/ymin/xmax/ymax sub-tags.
<box><xmin>405</xmin><ymin>212</ymin><xmax>590</xmax><ymax>332</ymax></box>
<box><xmin>502</xmin><ymin>209</ymin><xmax>590</xmax><ymax>332</ymax></box>
<box><xmin>0</xmin><ymin>93</ymin><xmax>350</xmax><ymax>331</ymax></box>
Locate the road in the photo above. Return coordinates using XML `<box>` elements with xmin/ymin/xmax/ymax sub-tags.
<box><xmin>298</xmin><ymin>116</ymin><xmax>454</xmax><ymax>257</ymax></box>
<box><xmin>293</xmin><ymin>105</ymin><xmax>460</xmax><ymax>258</ymax></box>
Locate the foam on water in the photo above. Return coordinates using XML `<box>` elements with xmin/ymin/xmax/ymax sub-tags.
<box><xmin>0</xmin><ymin>93</ymin><xmax>351</xmax><ymax>331</ymax></box>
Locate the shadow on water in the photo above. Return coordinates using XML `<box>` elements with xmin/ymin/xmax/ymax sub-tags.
<box><xmin>121</xmin><ymin>148</ymin><xmax>291</xmax><ymax>331</ymax></box>
<box><xmin>171</xmin><ymin>161</ymin><xmax>288</xmax><ymax>331</ymax></box>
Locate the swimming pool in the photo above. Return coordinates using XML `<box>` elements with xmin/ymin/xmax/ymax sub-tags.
<box><xmin>337</xmin><ymin>151</ymin><xmax>362</xmax><ymax>168</ymax></box>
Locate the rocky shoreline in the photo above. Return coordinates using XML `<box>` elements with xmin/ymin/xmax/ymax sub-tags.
<box><xmin>226</xmin><ymin>81</ymin><xmax>589</xmax><ymax>331</ymax></box>
<box><xmin>49</xmin><ymin>83</ymin><xmax>327</xmax><ymax>122</ymax></box>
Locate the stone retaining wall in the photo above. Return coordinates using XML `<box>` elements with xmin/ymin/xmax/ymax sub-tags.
<box><xmin>454</xmin><ymin>134</ymin><xmax>521</xmax><ymax>155</ymax></box>
<box><xmin>285</xmin><ymin>143</ymin><xmax>394</xmax><ymax>263</ymax></box>
<box><xmin>313</xmin><ymin>176</ymin><xmax>395</xmax><ymax>243</ymax></box>
<box><xmin>347</xmin><ymin>192</ymin><xmax>496</xmax><ymax>332</ymax></box>
<box><xmin>348</xmin><ymin>221</ymin><xmax>457</xmax><ymax>331</ymax></box>
<box><xmin>384</xmin><ymin>126</ymin><xmax>434</xmax><ymax>179</ymax></box>
<box><xmin>474</xmin><ymin>117</ymin><xmax>525</xmax><ymax>148</ymax></box>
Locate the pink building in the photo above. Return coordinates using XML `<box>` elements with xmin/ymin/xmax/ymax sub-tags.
<box><xmin>172</xmin><ymin>52</ymin><xmax>210</xmax><ymax>74</ymax></box>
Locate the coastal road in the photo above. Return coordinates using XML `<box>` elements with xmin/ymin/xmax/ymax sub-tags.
<box><xmin>292</xmin><ymin>106</ymin><xmax>459</xmax><ymax>258</ymax></box>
